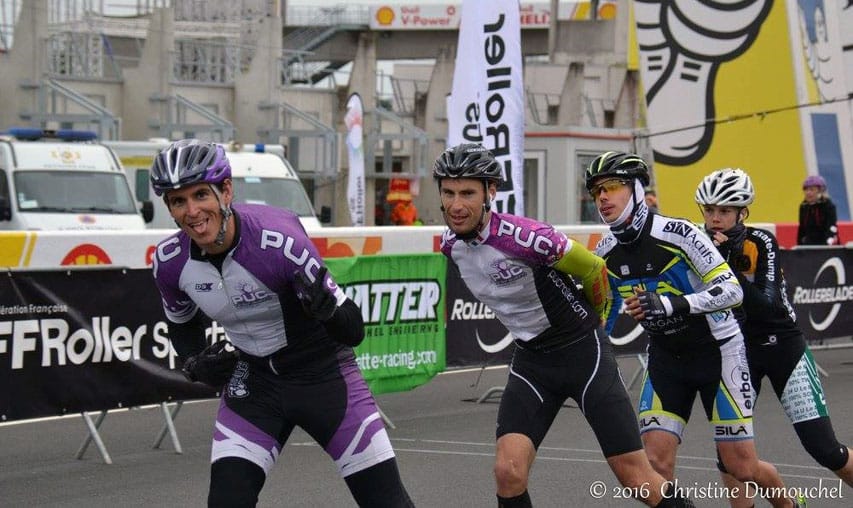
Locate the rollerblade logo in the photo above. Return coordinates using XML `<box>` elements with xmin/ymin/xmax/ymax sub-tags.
<box><xmin>448</xmin><ymin>298</ymin><xmax>513</xmax><ymax>353</ymax></box>
<box><xmin>608</xmin><ymin>309</ymin><xmax>645</xmax><ymax>347</ymax></box>
<box><xmin>474</xmin><ymin>328</ymin><xmax>514</xmax><ymax>353</ymax></box>
<box><xmin>634</xmin><ymin>0</ymin><xmax>772</xmax><ymax>165</ymax></box>
<box><xmin>792</xmin><ymin>257</ymin><xmax>853</xmax><ymax>331</ymax></box>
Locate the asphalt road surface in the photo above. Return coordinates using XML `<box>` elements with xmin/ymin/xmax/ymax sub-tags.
<box><xmin>2</xmin><ymin>346</ymin><xmax>853</xmax><ymax>507</ymax></box>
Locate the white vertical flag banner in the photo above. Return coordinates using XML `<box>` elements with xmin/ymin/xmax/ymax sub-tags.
<box><xmin>345</xmin><ymin>93</ymin><xmax>366</xmax><ymax>226</ymax></box>
<box><xmin>447</xmin><ymin>0</ymin><xmax>525</xmax><ymax>215</ymax></box>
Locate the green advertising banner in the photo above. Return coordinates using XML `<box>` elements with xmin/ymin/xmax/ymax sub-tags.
<box><xmin>326</xmin><ymin>254</ymin><xmax>447</xmax><ymax>395</ymax></box>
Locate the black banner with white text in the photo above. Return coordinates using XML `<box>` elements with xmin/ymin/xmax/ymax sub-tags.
<box><xmin>445</xmin><ymin>262</ymin><xmax>650</xmax><ymax>368</ymax></box>
<box><xmin>0</xmin><ymin>269</ymin><xmax>214</xmax><ymax>421</ymax></box>
<box><xmin>780</xmin><ymin>247</ymin><xmax>853</xmax><ymax>342</ymax></box>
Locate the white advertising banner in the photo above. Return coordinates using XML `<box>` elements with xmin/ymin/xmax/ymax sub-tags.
<box><xmin>368</xmin><ymin>2</ymin><xmax>618</xmax><ymax>30</ymax></box>
<box><xmin>345</xmin><ymin>93</ymin><xmax>366</xmax><ymax>227</ymax></box>
<box><xmin>447</xmin><ymin>0</ymin><xmax>525</xmax><ymax>215</ymax></box>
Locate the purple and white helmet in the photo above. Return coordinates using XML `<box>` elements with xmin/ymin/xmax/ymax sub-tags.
<box><xmin>802</xmin><ymin>175</ymin><xmax>826</xmax><ymax>190</ymax></box>
<box><xmin>150</xmin><ymin>139</ymin><xmax>231</xmax><ymax>196</ymax></box>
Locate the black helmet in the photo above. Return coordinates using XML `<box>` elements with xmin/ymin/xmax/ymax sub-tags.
<box><xmin>433</xmin><ymin>143</ymin><xmax>503</xmax><ymax>182</ymax></box>
<box><xmin>585</xmin><ymin>151</ymin><xmax>650</xmax><ymax>190</ymax></box>
<box><xmin>150</xmin><ymin>139</ymin><xmax>231</xmax><ymax>196</ymax></box>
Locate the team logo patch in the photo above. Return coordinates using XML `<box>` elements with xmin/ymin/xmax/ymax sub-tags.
<box><xmin>227</xmin><ymin>361</ymin><xmax>250</xmax><ymax>398</ymax></box>
<box><xmin>195</xmin><ymin>282</ymin><xmax>214</xmax><ymax>292</ymax></box>
<box><xmin>488</xmin><ymin>260</ymin><xmax>525</xmax><ymax>286</ymax></box>
<box><xmin>230</xmin><ymin>280</ymin><xmax>272</xmax><ymax>307</ymax></box>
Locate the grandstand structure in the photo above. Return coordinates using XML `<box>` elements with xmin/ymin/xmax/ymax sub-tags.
<box><xmin>0</xmin><ymin>0</ymin><xmax>637</xmax><ymax>225</ymax></box>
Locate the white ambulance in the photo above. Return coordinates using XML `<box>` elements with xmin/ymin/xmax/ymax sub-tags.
<box><xmin>0</xmin><ymin>129</ymin><xmax>147</xmax><ymax>230</ymax></box>
<box><xmin>106</xmin><ymin>140</ymin><xmax>322</xmax><ymax>230</ymax></box>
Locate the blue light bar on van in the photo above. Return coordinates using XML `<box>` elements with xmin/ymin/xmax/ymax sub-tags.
<box><xmin>254</xmin><ymin>143</ymin><xmax>264</xmax><ymax>153</ymax></box>
<box><xmin>7</xmin><ymin>127</ymin><xmax>44</xmax><ymax>140</ymax></box>
<box><xmin>5</xmin><ymin>127</ymin><xmax>97</xmax><ymax>142</ymax></box>
<box><xmin>56</xmin><ymin>129</ymin><xmax>98</xmax><ymax>141</ymax></box>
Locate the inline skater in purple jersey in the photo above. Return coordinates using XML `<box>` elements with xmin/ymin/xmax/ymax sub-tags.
<box><xmin>435</xmin><ymin>143</ymin><xmax>694</xmax><ymax>508</ymax></box>
<box><xmin>149</xmin><ymin>139</ymin><xmax>413</xmax><ymax>507</ymax></box>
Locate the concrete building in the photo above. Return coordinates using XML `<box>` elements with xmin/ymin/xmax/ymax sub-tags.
<box><xmin>0</xmin><ymin>0</ymin><xmax>641</xmax><ymax>226</ymax></box>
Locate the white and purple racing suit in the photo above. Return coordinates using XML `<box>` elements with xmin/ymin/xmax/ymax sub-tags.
<box><xmin>152</xmin><ymin>204</ymin><xmax>395</xmax><ymax>479</ymax></box>
<box><xmin>441</xmin><ymin>211</ymin><xmax>642</xmax><ymax>457</ymax></box>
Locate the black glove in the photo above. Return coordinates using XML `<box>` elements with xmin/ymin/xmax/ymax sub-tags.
<box><xmin>182</xmin><ymin>340</ymin><xmax>239</xmax><ymax>388</ymax></box>
<box><xmin>294</xmin><ymin>265</ymin><xmax>337</xmax><ymax>321</ymax></box>
<box><xmin>636</xmin><ymin>291</ymin><xmax>689</xmax><ymax>319</ymax></box>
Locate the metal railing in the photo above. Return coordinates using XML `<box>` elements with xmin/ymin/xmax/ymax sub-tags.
<box><xmin>171</xmin><ymin>39</ymin><xmax>245</xmax><ymax>85</ymax></box>
<box><xmin>257</xmin><ymin>101</ymin><xmax>338</xmax><ymax>177</ymax></box>
<box><xmin>285</xmin><ymin>5</ymin><xmax>370</xmax><ymax>27</ymax></box>
<box><xmin>366</xmin><ymin>106</ymin><xmax>429</xmax><ymax>178</ymax></box>
<box><xmin>20</xmin><ymin>78</ymin><xmax>122</xmax><ymax>139</ymax></box>
<box><xmin>44</xmin><ymin>31</ymin><xmax>125</xmax><ymax>80</ymax></box>
<box><xmin>390</xmin><ymin>76</ymin><xmax>430</xmax><ymax>116</ymax></box>
<box><xmin>149</xmin><ymin>93</ymin><xmax>234</xmax><ymax>141</ymax></box>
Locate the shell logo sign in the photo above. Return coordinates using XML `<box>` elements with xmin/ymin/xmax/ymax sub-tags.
<box><xmin>61</xmin><ymin>244</ymin><xmax>113</xmax><ymax>265</ymax></box>
<box><xmin>597</xmin><ymin>2</ymin><xmax>616</xmax><ymax>20</ymax></box>
<box><xmin>375</xmin><ymin>6</ymin><xmax>395</xmax><ymax>26</ymax></box>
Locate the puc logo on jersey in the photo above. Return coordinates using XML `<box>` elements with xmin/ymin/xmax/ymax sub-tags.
<box><xmin>496</xmin><ymin>220</ymin><xmax>555</xmax><ymax>256</ymax></box>
<box><xmin>231</xmin><ymin>280</ymin><xmax>272</xmax><ymax>308</ymax></box>
<box><xmin>488</xmin><ymin>260</ymin><xmax>525</xmax><ymax>285</ymax></box>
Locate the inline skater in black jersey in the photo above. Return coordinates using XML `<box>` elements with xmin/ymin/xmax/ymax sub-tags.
<box><xmin>436</xmin><ymin>143</ymin><xmax>694</xmax><ymax>508</ymax></box>
<box><xmin>696</xmin><ymin>168</ymin><xmax>852</xmax><ymax>504</ymax></box>
<box><xmin>149</xmin><ymin>139</ymin><xmax>413</xmax><ymax>507</ymax></box>
<box><xmin>588</xmin><ymin>152</ymin><xmax>803</xmax><ymax>508</ymax></box>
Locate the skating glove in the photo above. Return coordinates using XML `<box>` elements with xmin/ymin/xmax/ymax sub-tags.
<box><xmin>294</xmin><ymin>266</ymin><xmax>338</xmax><ymax>321</ymax></box>
<box><xmin>636</xmin><ymin>291</ymin><xmax>689</xmax><ymax>319</ymax></box>
<box><xmin>181</xmin><ymin>340</ymin><xmax>239</xmax><ymax>387</ymax></box>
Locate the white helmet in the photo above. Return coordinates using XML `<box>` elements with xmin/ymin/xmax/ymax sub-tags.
<box><xmin>695</xmin><ymin>168</ymin><xmax>755</xmax><ymax>207</ymax></box>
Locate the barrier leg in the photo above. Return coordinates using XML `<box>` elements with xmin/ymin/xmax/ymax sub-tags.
<box><xmin>626</xmin><ymin>353</ymin><xmax>648</xmax><ymax>391</ymax></box>
<box><xmin>476</xmin><ymin>386</ymin><xmax>505</xmax><ymax>404</ymax></box>
<box><xmin>377</xmin><ymin>404</ymin><xmax>396</xmax><ymax>430</ymax></box>
<box><xmin>153</xmin><ymin>401</ymin><xmax>183</xmax><ymax>454</ymax></box>
<box><xmin>76</xmin><ymin>410</ymin><xmax>112</xmax><ymax>464</ymax></box>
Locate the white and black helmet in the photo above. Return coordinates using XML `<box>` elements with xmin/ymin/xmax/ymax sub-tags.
<box><xmin>695</xmin><ymin>168</ymin><xmax>755</xmax><ymax>207</ymax></box>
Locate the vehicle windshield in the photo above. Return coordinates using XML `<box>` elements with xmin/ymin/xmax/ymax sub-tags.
<box><xmin>14</xmin><ymin>171</ymin><xmax>137</xmax><ymax>214</ymax></box>
<box><xmin>232</xmin><ymin>177</ymin><xmax>316</xmax><ymax>217</ymax></box>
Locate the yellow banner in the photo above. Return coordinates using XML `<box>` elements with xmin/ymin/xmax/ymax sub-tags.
<box><xmin>638</xmin><ymin>2</ymin><xmax>805</xmax><ymax>223</ymax></box>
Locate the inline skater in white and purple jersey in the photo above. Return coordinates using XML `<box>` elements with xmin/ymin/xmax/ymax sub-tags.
<box><xmin>435</xmin><ymin>143</ymin><xmax>694</xmax><ymax>508</ymax></box>
<box><xmin>149</xmin><ymin>139</ymin><xmax>413</xmax><ymax>507</ymax></box>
